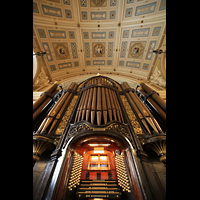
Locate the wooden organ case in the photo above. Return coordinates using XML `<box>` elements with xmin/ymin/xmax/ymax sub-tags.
<box><xmin>33</xmin><ymin>75</ymin><xmax>166</xmax><ymax>200</ymax></box>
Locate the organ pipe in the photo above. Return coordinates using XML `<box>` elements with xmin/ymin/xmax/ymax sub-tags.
<box><xmin>139</xmin><ymin>81</ymin><xmax>166</xmax><ymax>112</ymax></box>
<box><xmin>73</xmin><ymin>76</ymin><xmax>124</xmax><ymax>125</ymax></box>
<box><xmin>137</xmin><ymin>86</ymin><xmax>166</xmax><ymax>122</ymax></box>
<box><xmin>36</xmin><ymin>82</ymin><xmax>77</xmax><ymax>134</ymax></box>
<box><xmin>33</xmin><ymin>84</ymin><xmax>61</xmax><ymax>122</ymax></box>
<box><xmin>121</xmin><ymin>82</ymin><xmax>163</xmax><ymax>135</ymax></box>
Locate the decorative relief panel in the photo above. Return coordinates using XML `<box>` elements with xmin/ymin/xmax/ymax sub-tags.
<box><xmin>81</xmin><ymin>0</ymin><xmax>87</xmax><ymax>7</ymax></box>
<box><xmin>146</xmin><ymin>41</ymin><xmax>157</xmax><ymax>60</ymax></box>
<box><xmin>86</xmin><ymin>60</ymin><xmax>91</xmax><ymax>65</ymax></box>
<box><xmin>33</xmin><ymin>2</ymin><xmax>39</xmax><ymax>13</ymax></box>
<box><xmin>107</xmin><ymin>60</ymin><xmax>112</xmax><ymax>65</ymax></box>
<box><xmin>142</xmin><ymin>63</ymin><xmax>149</xmax><ymax>70</ymax></box>
<box><xmin>110</xmin><ymin>0</ymin><xmax>116</xmax><ymax>6</ymax></box>
<box><xmin>120</xmin><ymin>42</ymin><xmax>127</xmax><ymax>58</ymax></box>
<box><xmin>123</xmin><ymin>30</ymin><xmax>129</xmax><ymax>38</ymax></box>
<box><xmin>92</xmin><ymin>32</ymin><xmax>106</xmax><ymax>39</ymax></box>
<box><xmin>119</xmin><ymin>61</ymin><xmax>124</xmax><ymax>66</ymax></box>
<box><xmin>135</xmin><ymin>2</ymin><xmax>156</xmax><ymax>16</ymax></box>
<box><xmin>127</xmin><ymin>0</ymin><xmax>134</xmax><ymax>3</ymax></box>
<box><xmin>109</xmin><ymin>31</ymin><xmax>114</xmax><ymax>38</ymax></box>
<box><xmin>93</xmin><ymin>42</ymin><xmax>105</xmax><ymax>57</ymax></box>
<box><xmin>132</xmin><ymin>28</ymin><xmax>149</xmax><ymax>37</ymax></box>
<box><xmin>110</xmin><ymin>11</ymin><xmax>116</xmax><ymax>19</ymax></box>
<box><xmin>53</xmin><ymin>43</ymin><xmax>70</xmax><ymax>60</ymax></box>
<box><xmin>126</xmin><ymin>61</ymin><xmax>140</xmax><ymax>68</ymax></box>
<box><xmin>38</xmin><ymin>29</ymin><xmax>46</xmax><ymax>38</ymax></box>
<box><xmin>93</xmin><ymin>60</ymin><xmax>105</xmax><ymax>65</ymax></box>
<box><xmin>42</xmin><ymin>5</ymin><xmax>62</xmax><ymax>17</ymax></box>
<box><xmin>49</xmin><ymin>30</ymin><xmax>66</xmax><ymax>38</ymax></box>
<box><xmin>69</xmin><ymin>31</ymin><xmax>75</xmax><ymax>39</ymax></box>
<box><xmin>90</xmin><ymin>0</ymin><xmax>106</xmax><ymax>7</ymax></box>
<box><xmin>120</xmin><ymin>95</ymin><xmax>144</xmax><ymax>135</ymax></box>
<box><xmin>91</xmin><ymin>11</ymin><xmax>106</xmax><ymax>20</ymax></box>
<box><xmin>74</xmin><ymin>61</ymin><xmax>79</xmax><ymax>67</ymax></box>
<box><xmin>159</xmin><ymin>0</ymin><xmax>166</xmax><ymax>10</ymax></box>
<box><xmin>83</xmin><ymin>32</ymin><xmax>89</xmax><ymax>39</ymax></box>
<box><xmin>84</xmin><ymin>42</ymin><xmax>90</xmax><ymax>58</ymax></box>
<box><xmin>42</xmin><ymin>42</ymin><xmax>53</xmax><ymax>61</ymax></box>
<box><xmin>108</xmin><ymin>42</ymin><xmax>113</xmax><ymax>57</ymax></box>
<box><xmin>128</xmin><ymin>41</ymin><xmax>146</xmax><ymax>59</ymax></box>
<box><xmin>152</xmin><ymin>27</ymin><xmax>161</xmax><ymax>36</ymax></box>
<box><xmin>58</xmin><ymin>62</ymin><xmax>72</xmax><ymax>69</ymax></box>
<box><xmin>150</xmin><ymin>57</ymin><xmax>166</xmax><ymax>87</ymax></box>
<box><xmin>125</xmin><ymin>8</ymin><xmax>133</xmax><ymax>17</ymax></box>
<box><xmin>71</xmin><ymin>42</ymin><xmax>78</xmax><ymax>58</ymax></box>
<box><xmin>63</xmin><ymin>0</ymin><xmax>70</xmax><ymax>5</ymax></box>
<box><xmin>65</xmin><ymin>9</ymin><xmax>72</xmax><ymax>18</ymax></box>
<box><xmin>50</xmin><ymin>65</ymin><xmax>56</xmax><ymax>71</ymax></box>
<box><xmin>55</xmin><ymin>95</ymin><xmax>78</xmax><ymax>135</ymax></box>
<box><xmin>82</xmin><ymin>11</ymin><xmax>88</xmax><ymax>20</ymax></box>
<box><xmin>65</xmin><ymin>121</ymin><xmax>133</xmax><ymax>146</ymax></box>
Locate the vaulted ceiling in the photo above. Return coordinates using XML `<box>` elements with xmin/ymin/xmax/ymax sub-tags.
<box><xmin>33</xmin><ymin>0</ymin><xmax>166</xmax><ymax>87</ymax></box>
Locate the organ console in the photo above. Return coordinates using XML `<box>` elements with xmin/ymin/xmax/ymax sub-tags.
<box><xmin>33</xmin><ymin>75</ymin><xmax>166</xmax><ymax>200</ymax></box>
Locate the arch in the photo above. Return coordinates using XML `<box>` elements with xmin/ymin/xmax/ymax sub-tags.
<box><xmin>55</xmin><ymin>130</ymin><xmax>143</xmax><ymax>200</ymax></box>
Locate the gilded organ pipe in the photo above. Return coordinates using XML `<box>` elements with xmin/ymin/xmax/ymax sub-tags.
<box><xmin>91</xmin><ymin>86</ymin><xmax>97</xmax><ymax>124</ymax></box>
<box><xmin>105</xmin><ymin>87</ymin><xmax>112</xmax><ymax>121</ymax></box>
<box><xmin>86</xmin><ymin>87</ymin><xmax>93</xmax><ymax>122</ymax></box>
<box><xmin>33</xmin><ymin>84</ymin><xmax>61</xmax><ymax>122</ymax></box>
<box><xmin>78</xmin><ymin>90</ymin><xmax>87</xmax><ymax>122</ymax></box>
<box><xmin>136</xmin><ymin>81</ymin><xmax>166</xmax><ymax>122</ymax></box>
<box><xmin>101</xmin><ymin>87</ymin><xmax>107</xmax><ymax>124</ymax></box>
<box><xmin>73</xmin><ymin>76</ymin><xmax>124</xmax><ymax>125</ymax></box>
<box><xmin>121</xmin><ymin>82</ymin><xmax>163</xmax><ymax>135</ymax></box>
<box><xmin>138</xmin><ymin>81</ymin><xmax>166</xmax><ymax>112</ymax></box>
<box><xmin>36</xmin><ymin>82</ymin><xmax>77</xmax><ymax>134</ymax></box>
<box><xmin>109</xmin><ymin>88</ymin><xmax>117</xmax><ymax>121</ymax></box>
<box><xmin>97</xmin><ymin>86</ymin><xmax>102</xmax><ymax>125</ymax></box>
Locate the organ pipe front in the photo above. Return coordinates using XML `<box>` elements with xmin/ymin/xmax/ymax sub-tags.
<box><xmin>74</xmin><ymin>76</ymin><xmax>124</xmax><ymax>125</ymax></box>
<box><xmin>136</xmin><ymin>80</ymin><xmax>166</xmax><ymax>132</ymax></box>
<box><xmin>33</xmin><ymin>75</ymin><xmax>166</xmax><ymax>165</ymax></box>
<box><xmin>33</xmin><ymin>82</ymin><xmax>78</xmax><ymax>164</ymax></box>
<box><xmin>121</xmin><ymin>81</ymin><xmax>166</xmax><ymax>165</ymax></box>
<box><xmin>121</xmin><ymin>82</ymin><xmax>163</xmax><ymax>135</ymax></box>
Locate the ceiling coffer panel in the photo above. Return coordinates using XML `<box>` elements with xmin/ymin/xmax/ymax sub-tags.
<box><xmin>33</xmin><ymin>0</ymin><xmax>166</xmax><ymax>81</ymax></box>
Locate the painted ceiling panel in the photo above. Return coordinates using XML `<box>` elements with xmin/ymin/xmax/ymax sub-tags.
<box><xmin>33</xmin><ymin>0</ymin><xmax>166</xmax><ymax>81</ymax></box>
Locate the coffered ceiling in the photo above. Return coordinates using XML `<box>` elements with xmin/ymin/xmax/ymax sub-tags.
<box><xmin>33</xmin><ymin>0</ymin><xmax>166</xmax><ymax>83</ymax></box>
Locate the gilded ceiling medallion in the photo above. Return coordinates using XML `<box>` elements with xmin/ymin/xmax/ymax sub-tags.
<box><xmin>56</xmin><ymin>44</ymin><xmax>69</xmax><ymax>59</ymax></box>
<box><xmin>91</xmin><ymin>0</ymin><xmax>106</xmax><ymax>6</ymax></box>
<box><xmin>128</xmin><ymin>41</ymin><xmax>146</xmax><ymax>59</ymax></box>
<box><xmin>93</xmin><ymin>43</ymin><xmax>105</xmax><ymax>57</ymax></box>
<box><xmin>130</xmin><ymin>43</ymin><xmax>143</xmax><ymax>58</ymax></box>
<box><xmin>53</xmin><ymin>43</ymin><xmax>70</xmax><ymax>60</ymax></box>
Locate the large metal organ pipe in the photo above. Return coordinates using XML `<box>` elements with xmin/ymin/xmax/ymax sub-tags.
<box><xmin>33</xmin><ymin>84</ymin><xmax>62</xmax><ymax>123</ymax></box>
<box><xmin>74</xmin><ymin>76</ymin><xmax>124</xmax><ymax>125</ymax></box>
<box><xmin>121</xmin><ymin>82</ymin><xmax>163</xmax><ymax>135</ymax></box>
<box><xmin>136</xmin><ymin>81</ymin><xmax>166</xmax><ymax>128</ymax></box>
<box><xmin>33</xmin><ymin>82</ymin><xmax>78</xmax><ymax>164</ymax></box>
<box><xmin>121</xmin><ymin>82</ymin><xmax>166</xmax><ymax>165</ymax></box>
